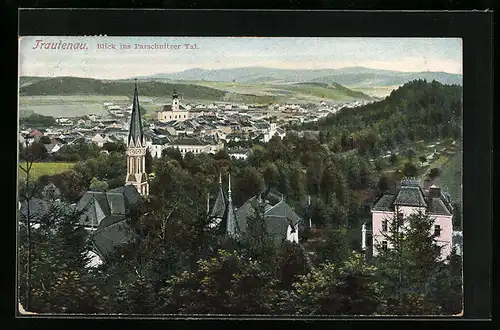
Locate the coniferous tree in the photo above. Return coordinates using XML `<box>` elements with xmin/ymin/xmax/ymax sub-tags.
<box><xmin>375</xmin><ymin>210</ymin><xmax>444</xmax><ymax>315</ymax></box>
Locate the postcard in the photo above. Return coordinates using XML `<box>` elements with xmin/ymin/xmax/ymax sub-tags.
<box><xmin>17</xmin><ymin>36</ymin><xmax>463</xmax><ymax>317</ymax></box>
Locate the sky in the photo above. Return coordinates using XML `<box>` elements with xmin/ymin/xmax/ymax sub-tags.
<box><xmin>19</xmin><ymin>37</ymin><xmax>462</xmax><ymax>79</ymax></box>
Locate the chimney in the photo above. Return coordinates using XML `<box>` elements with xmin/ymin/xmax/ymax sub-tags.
<box><xmin>428</xmin><ymin>184</ymin><xmax>441</xmax><ymax>198</ymax></box>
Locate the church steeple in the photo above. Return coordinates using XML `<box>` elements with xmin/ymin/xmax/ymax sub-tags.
<box><xmin>171</xmin><ymin>87</ymin><xmax>180</xmax><ymax>112</ymax></box>
<box><xmin>128</xmin><ymin>79</ymin><xmax>144</xmax><ymax>147</ymax></box>
<box><xmin>125</xmin><ymin>79</ymin><xmax>149</xmax><ymax>196</ymax></box>
<box><xmin>225</xmin><ymin>172</ymin><xmax>238</xmax><ymax>238</ymax></box>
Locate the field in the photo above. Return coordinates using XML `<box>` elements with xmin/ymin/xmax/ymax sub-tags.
<box><xmin>437</xmin><ymin>151</ymin><xmax>462</xmax><ymax>204</ymax></box>
<box><xmin>187</xmin><ymin>80</ymin><xmax>371</xmax><ymax>103</ymax></box>
<box><xmin>17</xmin><ymin>162</ymin><xmax>75</xmax><ymax>181</ymax></box>
<box><xmin>18</xmin><ymin>95</ymin><xmax>166</xmax><ymax>118</ymax></box>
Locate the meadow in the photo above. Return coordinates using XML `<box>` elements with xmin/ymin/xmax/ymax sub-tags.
<box><xmin>17</xmin><ymin>162</ymin><xmax>75</xmax><ymax>181</ymax></box>
<box><xmin>19</xmin><ymin>95</ymin><xmax>131</xmax><ymax>118</ymax></box>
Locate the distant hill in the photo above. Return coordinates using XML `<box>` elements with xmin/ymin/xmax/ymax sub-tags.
<box><xmin>138</xmin><ymin>66</ymin><xmax>463</xmax><ymax>86</ymax></box>
<box><xmin>19</xmin><ymin>76</ymin><xmax>372</xmax><ymax>103</ymax></box>
<box><xmin>19</xmin><ymin>77</ymin><xmax>227</xmax><ymax>100</ymax></box>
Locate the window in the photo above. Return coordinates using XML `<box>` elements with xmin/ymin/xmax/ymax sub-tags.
<box><xmin>434</xmin><ymin>225</ymin><xmax>441</xmax><ymax>237</ymax></box>
<box><xmin>381</xmin><ymin>241</ymin><xmax>388</xmax><ymax>251</ymax></box>
<box><xmin>382</xmin><ymin>220</ymin><xmax>388</xmax><ymax>232</ymax></box>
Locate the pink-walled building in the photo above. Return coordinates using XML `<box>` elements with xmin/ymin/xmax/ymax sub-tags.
<box><xmin>363</xmin><ymin>178</ymin><xmax>453</xmax><ymax>260</ymax></box>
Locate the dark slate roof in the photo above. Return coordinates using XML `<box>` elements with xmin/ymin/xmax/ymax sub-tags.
<box><xmin>170</xmin><ymin>138</ymin><xmax>206</xmax><ymax>146</ymax></box>
<box><xmin>98</xmin><ymin>214</ymin><xmax>127</xmax><ymax>229</ymax></box>
<box><xmin>91</xmin><ymin>221</ymin><xmax>137</xmax><ymax>259</ymax></box>
<box><xmin>372</xmin><ymin>194</ymin><xmax>397</xmax><ymax>212</ymax></box>
<box><xmin>19</xmin><ymin>198</ymin><xmax>51</xmax><ymax>221</ymax></box>
<box><xmin>127</xmin><ymin>82</ymin><xmax>144</xmax><ymax>147</ymax></box>
<box><xmin>235</xmin><ymin>196</ymin><xmax>302</xmax><ymax>241</ymax></box>
<box><xmin>428</xmin><ymin>198</ymin><xmax>452</xmax><ymax>216</ymax></box>
<box><xmin>162</xmin><ymin>105</ymin><xmax>186</xmax><ymax>111</ymax></box>
<box><xmin>393</xmin><ymin>186</ymin><xmax>427</xmax><ymax>207</ymax></box>
<box><xmin>108</xmin><ymin>185</ymin><xmax>141</xmax><ymax>205</ymax></box>
<box><xmin>210</xmin><ymin>183</ymin><xmax>227</xmax><ymax>219</ymax></box>
<box><xmin>77</xmin><ymin>185</ymin><xmax>141</xmax><ymax>227</ymax></box>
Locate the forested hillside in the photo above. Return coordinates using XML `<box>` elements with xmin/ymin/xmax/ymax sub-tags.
<box><xmin>19</xmin><ymin>77</ymin><xmax>227</xmax><ymax>100</ymax></box>
<box><xmin>299</xmin><ymin>79</ymin><xmax>462</xmax><ymax>155</ymax></box>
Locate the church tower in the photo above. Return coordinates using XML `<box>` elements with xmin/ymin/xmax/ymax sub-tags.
<box><xmin>172</xmin><ymin>87</ymin><xmax>180</xmax><ymax>111</ymax></box>
<box><xmin>125</xmin><ymin>79</ymin><xmax>149</xmax><ymax>196</ymax></box>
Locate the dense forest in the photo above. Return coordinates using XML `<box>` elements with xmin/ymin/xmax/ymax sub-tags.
<box><xmin>17</xmin><ymin>80</ymin><xmax>463</xmax><ymax>315</ymax></box>
<box><xmin>297</xmin><ymin>79</ymin><xmax>462</xmax><ymax>156</ymax></box>
<box><xmin>20</xmin><ymin>77</ymin><xmax>227</xmax><ymax>99</ymax></box>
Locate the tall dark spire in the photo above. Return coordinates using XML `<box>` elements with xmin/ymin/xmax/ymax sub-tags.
<box><xmin>128</xmin><ymin>78</ymin><xmax>144</xmax><ymax>147</ymax></box>
<box><xmin>226</xmin><ymin>172</ymin><xmax>238</xmax><ymax>238</ymax></box>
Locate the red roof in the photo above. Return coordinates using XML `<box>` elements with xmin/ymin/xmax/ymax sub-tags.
<box><xmin>29</xmin><ymin>130</ymin><xmax>43</xmax><ymax>137</ymax></box>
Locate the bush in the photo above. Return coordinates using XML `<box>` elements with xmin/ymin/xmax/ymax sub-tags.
<box><xmin>389</xmin><ymin>153</ymin><xmax>398</xmax><ymax>165</ymax></box>
<box><xmin>428</xmin><ymin>167</ymin><xmax>441</xmax><ymax>179</ymax></box>
<box><xmin>402</xmin><ymin>162</ymin><xmax>418</xmax><ymax>177</ymax></box>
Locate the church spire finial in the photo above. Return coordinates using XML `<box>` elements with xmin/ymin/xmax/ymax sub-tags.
<box><xmin>128</xmin><ymin>80</ymin><xmax>143</xmax><ymax>146</ymax></box>
<box><xmin>228</xmin><ymin>172</ymin><xmax>232</xmax><ymax>200</ymax></box>
<box><xmin>219</xmin><ymin>170</ymin><xmax>222</xmax><ymax>184</ymax></box>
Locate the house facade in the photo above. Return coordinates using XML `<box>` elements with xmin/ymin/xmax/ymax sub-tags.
<box><xmin>365</xmin><ymin>178</ymin><xmax>453</xmax><ymax>260</ymax></box>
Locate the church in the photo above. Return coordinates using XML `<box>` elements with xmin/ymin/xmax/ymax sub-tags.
<box><xmin>207</xmin><ymin>172</ymin><xmax>304</xmax><ymax>244</ymax></box>
<box><xmin>156</xmin><ymin>88</ymin><xmax>191</xmax><ymax>123</ymax></box>
<box><xmin>77</xmin><ymin>80</ymin><xmax>150</xmax><ymax>262</ymax></box>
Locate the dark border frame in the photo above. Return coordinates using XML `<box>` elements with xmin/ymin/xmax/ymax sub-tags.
<box><xmin>13</xmin><ymin>8</ymin><xmax>492</xmax><ymax>322</ymax></box>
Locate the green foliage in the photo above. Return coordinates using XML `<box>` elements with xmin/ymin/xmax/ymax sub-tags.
<box><xmin>18</xmin><ymin>204</ymin><xmax>102</xmax><ymax>313</ymax></box>
<box><xmin>158</xmin><ymin>249</ymin><xmax>279</xmax><ymax>314</ymax></box>
<box><xmin>20</xmin><ymin>113</ymin><xmax>56</xmax><ymax>127</ymax></box>
<box><xmin>377</xmin><ymin>175</ymin><xmax>390</xmax><ymax>193</ymax></box>
<box><xmin>375</xmin><ymin>211</ymin><xmax>444</xmax><ymax>315</ymax></box>
<box><xmin>20</xmin><ymin>77</ymin><xmax>227</xmax><ymax>100</ymax></box>
<box><xmin>26</xmin><ymin>142</ymin><xmax>49</xmax><ymax>160</ymax></box>
<box><xmin>428</xmin><ymin>167</ymin><xmax>441</xmax><ymax>179</ymax></box>
<box><xmin>302</xmin><ymin>80</ymin><xmax>462</xmax><ymax>155</ymax></box>
<box><xmin>402</xmin><ymin>162</ymin><xmax>418</xmax><ymax>177</ymax></box>
<box><xmin>289</xmin><ymin>251</ymin><xmax>380</xmax><ymax>315</ymax></box>
<box><xmin>89</xmin><ymin>177</ymin><xmax>108</xmax><ymax>192</ymax></box>
<box><xmin>389</xmin><ymin>153</ymin><xmax>398</xmax><ymax>165</ymax></box>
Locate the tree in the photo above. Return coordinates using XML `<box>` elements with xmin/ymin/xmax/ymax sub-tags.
<box><xmin>157</xmin><ymin>249</ymin><xmax>279</xmax><ymax>314</ymax></box>
<box><xmin>41</xmin><ymin>183</ymin><xmax>61</xmax><ymax>202</ymax></box>
<box><xmin>374</xmin><ymin>158</ymin><xmax>386</xmax><ymax>172</ymax></box>
<box><xmin>89</xmin><ymin>177</ymin><xmax>108</xmax><ymax>192</ymax></box>
<box><xmin>26</xmin><ymin>142</ymin><xmax>48</xmax><ymax>160</ymax></box>
<box><xmin>404</xmin><ymin>149</ymin><xmax>416</xmax><ymax>163</ymax></box>
<box><xmin>375</xmin><ymin>211</ymin><xmax>443</xmax><ymax>315</ymax></box>
<box><xmin>288</xmin><ymin>251</ymin><xmax>381</xmax><ymax>315</ymax></box>
<box><xmin>419</xmin><ymin>155</ymin><xmax>427</xmax><ymax>164</ymax></box>
<box><xmin>274</xmin><ymin>241</ymin><xmax>308</xmax><ymax>290</ymax></box>
<box><xmin>428</xmin><ymin>167</ymin><xmax>441</xmax><ymax>180</ymax></box>
<box><xmin>389</xmin><ymin>153</ymin><xmax>398</xmax><ymax>165</ymax></box>
<box><xmin>39</xmin><ymin>136</ymin><xmax>51</xmax><ymax>144</ymax></box>
<box><xmin>145</xmin><ymin>148</ymin><xmax>153</xmax><ymax>174</ymax></box>
<box><xmin>377</xmin><ymin>175</ymin><xmax>390</xmax><ymax>193</ymax></box>
<box><xmin>18</xmin><ymin>204</ymin><xmax>102</xmax><ymax>313</ymax></box>
<box><xmin>402</xmin><ymin>162</ymin><xmax>418</xmax><ymax>177</ymax></box>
